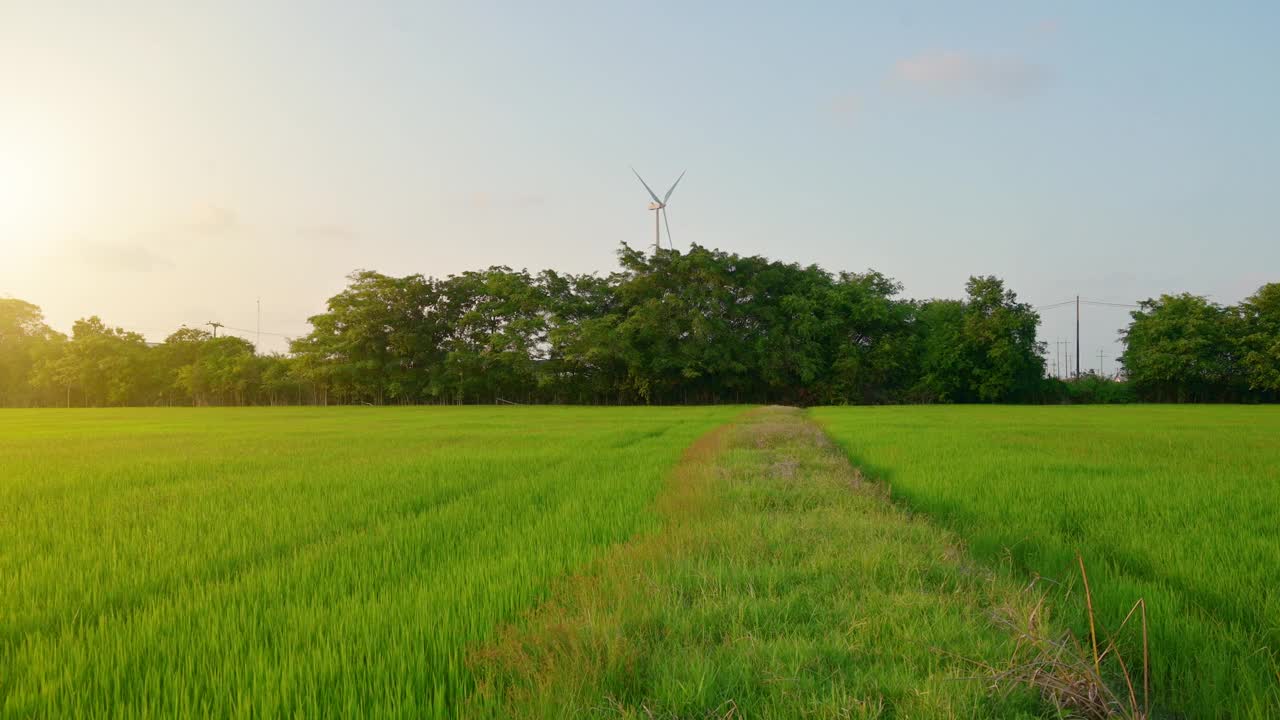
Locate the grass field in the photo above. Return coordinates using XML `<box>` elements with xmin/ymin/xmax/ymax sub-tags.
<box><xmin>466</xmin><ymin>407</ymin><xmax>1044</xmax><ymax>718</ymax></box>
<box><xmin>0</xmin><ymin>406</ymin><xmax>739</xmax><ymax>718</ymax></box>
<box><xmin>5</xmin><ymin>405</ymin><xmax>1276</xmax><ymax>718</ymax></box>
<box><xmin>814</xmin><ymin>405</ymin><xmax>1280</xmax><ymax>718</ymax></box>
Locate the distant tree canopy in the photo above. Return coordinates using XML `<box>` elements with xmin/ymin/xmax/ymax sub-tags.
<box><xmin>276</xmin><ymin>246</ymin><xmax>1047</xmax><ymax>406</ymax></box>
<box><xmin>1119</xmin><ymin>283</ymin><xmax>1280</xmax><ymax>402</ymax></box>
<box><xmin>1</xmin><ymin>246</ymin><xmax>1275</xmax><ymax>406</ymax></box>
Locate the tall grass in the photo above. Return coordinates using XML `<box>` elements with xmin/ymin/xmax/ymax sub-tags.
<box><xmin>0</xmin><ymin>406</ymin><xmax>739</xmax><ymax>718</ymax></box>
<box><xmin>813</xmin><ymin>405</ymin><xmax>1280</xmax><ymax>718</ymax></box>
<box><xmin>467</xmin><ymin>407</ymin><xmax>1044</xmax><ymax>718</ymax></box>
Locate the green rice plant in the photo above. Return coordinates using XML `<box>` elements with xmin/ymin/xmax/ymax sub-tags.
<box><xmin>0</xmin><ymin>406</ymin><xmax>739</xmax><ymax>718</ymax></box>
<box><xmin>813</xmin><ymin>405</ymin><xmax>1280</xmax><ymax>719</ymax></box>
<box><xmin>466</xmin><ymin>408</ymin><xmax>1046</xmax><ymax>718</ymax></box>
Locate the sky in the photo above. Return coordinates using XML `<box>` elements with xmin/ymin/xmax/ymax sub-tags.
<box><xmin>2</xmin><ymin>1</ymin><xmax>1277</xmax><ymax>368</ymax></box>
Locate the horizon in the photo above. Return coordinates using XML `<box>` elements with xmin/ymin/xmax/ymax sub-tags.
<box><xmin>4</xmin><ymin>2</ymin><xmax>1277</xmax><ymax>365</ymax></box>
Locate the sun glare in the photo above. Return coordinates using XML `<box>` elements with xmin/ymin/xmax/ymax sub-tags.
<box><xmin>0</xmin><ymin>128</ymin><xmax>63</xmax><ymax>232</ymax></box>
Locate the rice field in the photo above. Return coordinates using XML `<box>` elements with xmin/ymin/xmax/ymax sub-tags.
<box><xmin>5</xmin><ymin>405</ymin><xmax>1277</xmax><ymax>718</ymax></box>
<box><xmin>0</xmin><ymin>406</ymin><xmax>739</xmax><ymax>718</ymax></box>
<box><xmin>813</xmin><ymin>405</ymin><xmax>1280</xmax><ymax>718</ymax></box>
<box><xmin>466</xmin><ymin>407</ymin><xmax>1046</xmax><ymax>718</ymax></box>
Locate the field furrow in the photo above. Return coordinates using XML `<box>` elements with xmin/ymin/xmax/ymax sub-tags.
<box><xmin>0</xmin><ymin>407</ymin><xmax>741</xmax><ymax>718</ymax></box>
<box><xmin>814</xmin><ymin>405</ymin><xmax>1280</xmax><ymax>719</ymax></box>
<box><xmin>466</xmin><ymin>407</ymin><xmax>1047</xmax><ymax>718</ymax></box>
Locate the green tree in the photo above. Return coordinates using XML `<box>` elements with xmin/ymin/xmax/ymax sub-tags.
<box><xmin>1237</xmin><ymin>283</ymin><xmax>1280</xmax><ymax>397</ymax></box>
<box><xmin>1120</xmin><ymin>293</ymin><xmax>1238</xmax><ymax>402</ymax></box>
<box><xmin>38</xmin><ymin>317</ymin><xmax>155</xmax><ymax>406</ymax></box>
<box><xmin>961</xmin><ymin>276</ymin><xmax>1045</xmax><ymax>402</ymax></box>
<box><xmin>826</xmin><ymin>271</ymin><xmax>916</xmax><ymax>404</ymax></box>
<box><xmin>541</xmin><ymin>270</ymin><xmax>627</xmax><ymax>404</ymax></box>
<box><xmin>157</xmin><ymin>327</ymin><xmax>212</xmax><ymax>404</ymax></box>
<box><xmin>911</xmin><ymin>299</ymin><xmax>970</xmax><ymax>402</ymax></box>
<box><xmin>291</xmin><ymin>271</ymin><xmax>448</xmax><ymax>404</ymax></box>
<box><xmin>0</xmin><ymin>299</ymin><xmax>64</xmax><ymax>406</ymax></box>
<box><xmin>438</xmin><ymin>267</ymin><xmax>547</xmax><ymax>404</ymax></box>
<box><xmin>175</xmin><ymin>336</ymin><xmax>258</xmax><ymax>405</ymax></box>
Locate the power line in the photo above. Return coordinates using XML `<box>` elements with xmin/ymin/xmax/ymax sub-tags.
<box><xmin>1038</xmin><ymin>299</ymin><xmax>1140</xmax><ymax>311</ymax></box>
<box><xmin>1033</xmin><ymin>295</ymin><xmax>1141</xmax><ymax>382</ymax></box>
<box><xmin>1081</xmin><ymin>299</ymin><xmax>1140</xmax><ymax>308</ymax></box>
<box><xmin>1036</xmin><ymin>300</ymin><xmax>1076</xmax><ymax>311</ymax></box>
<box><xmin>219</xmin><ymin>324</ymin><xmax>299</xmax><ymax>339</ymax></box>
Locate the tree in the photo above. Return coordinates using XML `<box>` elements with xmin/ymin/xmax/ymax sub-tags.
<box><xmin>291</xmin><ymin>271</ymin><xmax>447</xmax><ymax>404</ymax></box>
<box><xmin>176</xmin><ymin>336</ymin><xmax>258</xmax><ymax>405</ymax></box>
<box><xmin>260</xmin><ymin>354</ymin><xmax>301</xmax><ymax>405</ymax></box>
<box><xmin>1120</xmin><ymin>294</ymin><xmax>1238</xmax><ymax>402</ymax></box>
<box><xmin>826</xmin><ymin>271</ymin><xmax>916</xmax><ymax>404</ymax></box>
<box><xmin>37</xmin><ymin>317</ymin><xmax>155</xmax><ymax>406</ymax></box>
<box><xmin>157</xmin><ymin>327</ymin><xmax>212</xmax><ymax>404</ymax></box>
<box><xmin>1238</xmin><ymin>283</ymin><xmax>1280</xmax><ymax>397</ymax></box>
<box><xmin>911</xmin><ymin>299</ymin><xmax>969</xmax><ymax>402</ymax></box>
<box><xmin>25</xmin><ymin>248</ymin><xmax>1243</xmax><ymax>406</ymax></box>
<box><xmin>961</xmin><ymin>276</ymin><xmax>1045</xmax><ymax>402</ymax></box>
<box><xmin>438</xmin><ymin>267</ymin><xmax>547</xmax><ymax>404</ymax></box>
<box><xmin>0</xmin><ymin>299</ymin><xmax>63</xmax><ymax>406</ymax></box>
<box><xmin>541</xmin><ymin>271</ymin><xmax>627</xmax><ymax>404</ymax></box>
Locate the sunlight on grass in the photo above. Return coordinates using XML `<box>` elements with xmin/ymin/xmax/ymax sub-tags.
<box><xmin>814</xmin><ymin>405</ymin><xmax>1280</xmax><ymax>718</ymax></box>
<box><xmin>0</xmin><ymin>406</ymin><xmax>739</xmax><ymax>718</ymax></box>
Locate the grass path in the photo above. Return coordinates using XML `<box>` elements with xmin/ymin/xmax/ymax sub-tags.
<box><xmin>0</xmin><ymin>407</ymin><xmax>740</xmax><ymax>719</ymax></box>
<box><xmin>814</xmin><ymin>405</ymin><xmax>1280</xmax><ymax>718</ymax></box>
<box><xmin>465</xmin><ymin>407</ymin><xmax>1046</xmax><ymax>718</ymax></box>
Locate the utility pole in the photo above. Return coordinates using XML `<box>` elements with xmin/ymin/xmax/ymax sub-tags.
<box><xmin>207</xmin><ymin>321</ymin><xmax>223</xmax><ymax>338</ymax></box>
<box><xmin>1075</xmin><ymin>295</ymin><xmax>1081</xmax><ymax>380</ymax></box>
<box><xmin>1055</xmin><ymin>338</ymin><xmax>1061</xmax><ymax>380</ymax></box>
<box><xmin>1098</xmin><ymin>348</ymin><xmax>1107</xmax><ymax>378</ymax></box>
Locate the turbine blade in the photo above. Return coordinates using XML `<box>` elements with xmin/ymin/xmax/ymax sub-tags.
<box><xmin>662</xmin><ymin>170</ymin><xmax>686</xmax><ymax>203</ymax></box>
<box><xmin>630</xmin><ymin>167</ymin><xmax>661</xmax><ymax>204</ymax></box>
<box><xmin>663</xmin><ymin>207</ymin><xmax>674</xmax><ymax>249</ymax></box>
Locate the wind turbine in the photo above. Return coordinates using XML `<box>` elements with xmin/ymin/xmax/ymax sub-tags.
<box><xmin>631</xmin><ymin>167</ymin><xmax>686</xmax><ymax>252</ymax></box>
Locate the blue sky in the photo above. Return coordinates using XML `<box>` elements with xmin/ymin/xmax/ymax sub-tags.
<box><xmin>2</xmin><ymin>1</ymin><xmax>1277</xmax><ymax>366</ymax></box>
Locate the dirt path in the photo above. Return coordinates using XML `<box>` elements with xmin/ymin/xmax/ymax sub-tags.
<box><xmin>463</xmin><ymin>407</ymin><xmax>1045</xmax><ymax>718</ymax></box>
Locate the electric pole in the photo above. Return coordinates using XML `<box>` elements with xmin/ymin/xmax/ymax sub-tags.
<box><xmin>1075</xmin><ymin>295</ymin><xmax>1081</xmax><ymax>380</ymax></box>
<box><xmin>1098</xmin><ymin>348</ymin><xmax>1107</xmax><ymax>378</ymax></box>
<box><xmin>207</xmin><ymin>321</ymin><xmax>223</xmax><ymax>338</ymax></box>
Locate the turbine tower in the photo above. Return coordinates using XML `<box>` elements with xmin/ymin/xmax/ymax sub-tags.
<box><xmin>631</xmin><ymin>167</ymin><xmax>686</xmax><ymax>253</ymax></box>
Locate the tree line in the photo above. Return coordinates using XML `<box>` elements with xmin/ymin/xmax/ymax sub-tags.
<box><xmin>1119</xmin><ymin>285</ymin><xmax>1280</xmax><ymax>402</ymax></box>
<box><xmin>1</xmin><ymin>245</ymin><xmax>1276</xmax><ymax>406</ymax></box>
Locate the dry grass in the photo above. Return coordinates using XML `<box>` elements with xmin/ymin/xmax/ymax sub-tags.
<box><xmin>962</xmin><ymin>554</ymin><xmax>1151</xmax><ymax>720</ymax></box>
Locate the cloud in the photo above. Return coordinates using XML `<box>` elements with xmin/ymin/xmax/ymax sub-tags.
<box><xmin>1032</xmin><ymin>19</ymin><xmax>1061</xmax><ymax>36</ymax></box>
<box><xmin>124</xmin><ymin>204</ymin><xmax>245</xmax><ymax>248</ymax></box>
<box><xmin>183</xmin><ymin>205</ymin><xmax>241</xmax><ymax>236</ymax></box>
<box><xmin>75</xmin><ymin>239</ymin><xmax>175</xmax><ymax>272</ymax></box>
<box><xmin>891</xmin><ymin>51</ymin><xmax>1051</xmax><ymax>100</ymax></box>
<box><xmin>463</xmin><ymin>192</ymin><xmax>547</xmax><ymax>210</ymax></box>
<box><xmin>296</xmin><ymin>224</ymin><xmax>359</xmax><ymax>242</ymax></box>
<box><xmin>824</xmin><ymin>94</ymin><xmax>861</xmax><ymax>126</ymax></box>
